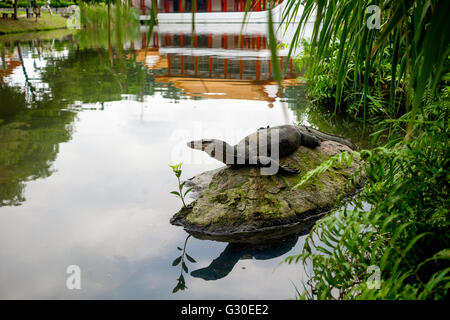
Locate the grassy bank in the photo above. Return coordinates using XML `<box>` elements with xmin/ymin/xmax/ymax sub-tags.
<box><xmin>0</xmin><ymin>13</ymin><xmax>67</xmax><ymax>34</ymax></box>
<box><xmin>0</xmin><ymin>28</ymin><xmax>73</xmax><ymax>42</ymax></box>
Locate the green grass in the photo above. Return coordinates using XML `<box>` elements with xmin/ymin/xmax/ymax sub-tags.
<box><xmin>0</xmin><ymin>13</ymin><xmax>67</xmax><ymax>34</ymax></box>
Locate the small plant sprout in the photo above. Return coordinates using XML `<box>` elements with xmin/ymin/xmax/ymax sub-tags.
<box><xmin>169</xmin><ymin>163</ymin><xmax>193</xmax><ymax>209</ymax></box>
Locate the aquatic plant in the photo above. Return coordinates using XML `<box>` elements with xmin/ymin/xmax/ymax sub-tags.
<box><xmin>169</xmin><ymin>163</ymin><xmax>193</xmax><ymax>209</ymax></box>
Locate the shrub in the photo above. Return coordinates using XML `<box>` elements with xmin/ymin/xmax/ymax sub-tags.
<box><xmin>284</xmin><ymin>0</ymin><xmax>450</xmax><ymax>300</ymax></box>
<box><xmin>286</xmin><ymin>83</ymin><xmax>450</xmax><ymax>300</ymax></box>
<box><xmin>0</xmin><ymin>0</ymin><xmax>76</xmax><ymax>8</ymax></box>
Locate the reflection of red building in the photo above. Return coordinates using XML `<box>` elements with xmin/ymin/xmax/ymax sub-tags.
<box><xmin>132</xmin><ymin>0</ymin><xmax>281</xmax><ymax>13</ymax></box>
<box><xmin>136</xmin><ymin>32</ymin><xmax>296</xmax><ymax>81</ymax></box>
<box><xmin>0</xmin><ymin>54</ymin><xmax>21</xmax><ymax>78</ymax></box>
<box><xmin>153</xmin><ymin>77</ymin><xmax>297</xmax><ymax>103</ymax></box>
<box><xmin>134</xmin><ymin>31</ymin><xmax>299</xmax><ymax>103</ymax></box>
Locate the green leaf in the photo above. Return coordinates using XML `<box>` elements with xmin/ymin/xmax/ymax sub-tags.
<box><xmin>184</xmin><ymin>187</ymin><xmax>194</xmax><ymax>197</ymax></box>
<box><xmin>185</xmin><ymin>253</ymin><xmax>196</xmax><ymax>263</ymax></box>
<box><xmin>172</xmin><ymin>256</ymin><xmax>181</xmax><ymax>266</ymax></box>
<box><xmin>267</xmin><ymin>4</ymin><xmax>281</xmax><ymax>88</ymax></box>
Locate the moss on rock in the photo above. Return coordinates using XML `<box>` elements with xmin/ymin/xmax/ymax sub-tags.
<box><xmin>171</xmin><ymin>140</ymin><xmax>364</xmax><ymax>239</ymax></box>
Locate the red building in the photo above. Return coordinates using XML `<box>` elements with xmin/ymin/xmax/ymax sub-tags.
<box><xmin>132</xmin><ymin>0</ymin><xmax>278</xmax><ymax>13</ymax></box>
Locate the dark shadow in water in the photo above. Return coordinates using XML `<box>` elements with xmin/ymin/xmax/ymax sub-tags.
<box><xmin>172</xmin><ymin>228</ymin><xmax>308</xmax><ymax>288</ymax></box>
<box><xmin>190</xmin><ymin>234</ymin><xmax>301</xmax><ymax>281</ymax></box>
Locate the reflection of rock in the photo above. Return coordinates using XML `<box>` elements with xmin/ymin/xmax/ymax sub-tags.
<box><xmin>191</xmin><ymin>235</ymin><xmax>301</xmax><ymax>281</ymax></box>
<box><xmin>171</xmin><ymin>140</ymin><xmax>364</xmax><ymax>243</ymax></box>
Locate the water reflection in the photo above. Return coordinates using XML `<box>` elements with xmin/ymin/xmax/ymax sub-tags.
<box><xmin>0</xmin><ymin>26</ymin><xmax>371</xmax><ymax>298</ymax></box>
<box><xmin>172</xmin><ymin>235</ymin><xmax>197</xmax><ymax>293</ymax></box>
<box><xmin>190</xmin><ymin>234</ymin><xmax>300</xmax><ymax>281</ymax></box>
<box><xmin>0</xmin><ymin>82</ymin><xmax>76</xmax><ymax>206</ymax></box>
<box><xmin>170</xmin><ymin>230</ymin><xmax>311</xmax><ymax>296</ymax></box>
<box><xmin>134</xmin><ymin>30</ymin><xmax>300</xmax><ymax>104</ymax></box>
<box><xmin>0</xmin><ymin>28</ymin><xmax>303</xmax><ymax>207</ymax></box>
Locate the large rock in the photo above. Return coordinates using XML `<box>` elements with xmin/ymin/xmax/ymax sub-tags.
<box><xmin>171</xmin><ymin>140</ymin><xmax>364</xmax><ymax>243</ymax></box>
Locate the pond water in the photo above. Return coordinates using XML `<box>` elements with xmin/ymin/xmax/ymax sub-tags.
<box><xmin>0</xmin><ymin>26</ymin><xmax>370</xmax><ymax>299</ymax></box>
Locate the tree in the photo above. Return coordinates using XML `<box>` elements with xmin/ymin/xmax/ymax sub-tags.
<box><xmin>13</xmin><ymin>0</ymin><xmax>18</xmax><ymax>20</ymax></box>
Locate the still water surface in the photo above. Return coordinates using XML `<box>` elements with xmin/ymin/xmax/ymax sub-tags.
<box><xmin>0</xmin><ymin>27</ymin><xmax>369</xmax><ymax>299</ymax></box>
